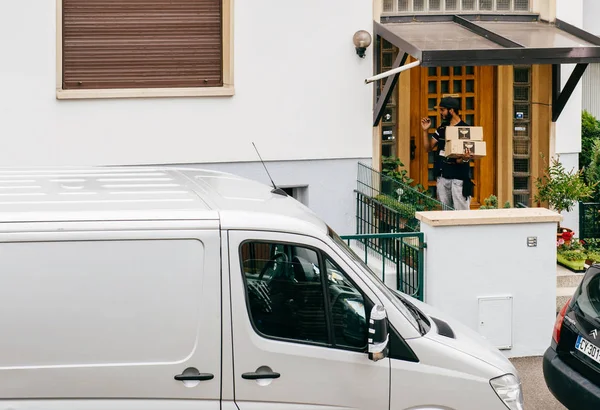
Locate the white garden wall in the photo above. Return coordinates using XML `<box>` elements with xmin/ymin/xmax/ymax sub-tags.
<box><xmin>417</xmin><ymin>208</ymin><xmax>561</xmax><ymax>358</ymax></box>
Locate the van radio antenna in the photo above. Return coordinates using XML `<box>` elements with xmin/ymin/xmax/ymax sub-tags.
<box><xmin>252</xmin><ymin>142</ymin><xmax>288</xmax><ymax>196</ymax></box>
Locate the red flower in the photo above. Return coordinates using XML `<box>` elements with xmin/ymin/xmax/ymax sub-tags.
<box><xmin>562</xmin><ymin>231</ymin><xmax>574</xmax><ymax>241</ymax></box>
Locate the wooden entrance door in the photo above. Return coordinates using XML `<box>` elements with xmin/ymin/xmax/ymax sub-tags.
<box><xmin>409</xmin><ymin>65</ymin><xmax>496</xmax><ymax>208</ymax></box>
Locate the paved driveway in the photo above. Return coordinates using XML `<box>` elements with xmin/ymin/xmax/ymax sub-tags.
<box><xmin>510</xmin><ymin>356</ymin><xmax>566</xmax><ymax>410</ymax></box>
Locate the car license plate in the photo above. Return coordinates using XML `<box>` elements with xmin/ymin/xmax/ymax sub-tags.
<box><xmin>575</xmin><ymin>335</ymin><xmax>600</xmax><ymax>365</ymax></box>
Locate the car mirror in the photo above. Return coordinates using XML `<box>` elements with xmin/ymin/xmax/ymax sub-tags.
<box><xmin>368</xmin><ymin>304</ymin><xmax>389</xmax><ymax>362</ymax></box>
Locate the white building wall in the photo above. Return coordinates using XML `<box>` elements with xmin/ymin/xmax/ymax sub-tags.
<box><xmin>555</xmin><ymin>0</ymin><xmax>583</xmax><ymax>156</ymax></box>
<box><xmin>0</xmin><ymin>0</ymin><xmax>375</xmax><ymax>235</ymax></box>
<box><xmin>0</xmin><ymin>0</ymin><xmax>373</xmax><ymax>166</ymax></box>
<box><xmin>582</xmin><ymin>0</ymin><xmax>600</xmax><ymax>120</ymax></box>
<box><xmin>532</xmin><ymin>0</ymin><xmax>556</xmax><ymax>21</ymax></box>
<box><xmin>583</xmin><ymin>0</ymin><xmax>600</xmax><ymax>35</ymax></box>
<box><xmin>582</xmin><ymin>64</ymin><xmax>600</xmax><ymax>120</ymax></box>
<box><xmin>554</xmin><ymin>0</ymin><xmax>583</xmax><ymax>232</ymax></box>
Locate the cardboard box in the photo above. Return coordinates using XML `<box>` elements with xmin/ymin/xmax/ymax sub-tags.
<box><xmin>445</xmin><ymin>140</ymin><xmax>487</xmax><ymax>158</ymax></box>
<box><xmin>446</xmin><ymin>126</ymin><xmax>484</xmax><ymax>141</ymax></box>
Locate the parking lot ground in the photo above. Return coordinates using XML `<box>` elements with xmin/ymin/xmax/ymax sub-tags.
<box><xmin>510</xmin><ymin>356</ymin><xmax>566</xmax><ymax>410</ymax></box>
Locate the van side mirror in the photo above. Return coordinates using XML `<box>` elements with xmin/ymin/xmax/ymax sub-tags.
<box><xmin>368</xmin><ymin>304</ymin><xmax>389</xmax><ymax>362</ymax></box>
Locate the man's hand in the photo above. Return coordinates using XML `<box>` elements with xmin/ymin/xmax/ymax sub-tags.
<box><xmin>421</xmin><ymin>117</ymin><xmax>432</xmax><ymax>131</ymax></box>
<box><xmin>462</xmin><ymin>147</ymin><xmax>474</xmax><ymax>162</ymax></box>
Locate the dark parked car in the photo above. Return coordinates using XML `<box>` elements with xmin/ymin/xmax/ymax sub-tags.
<box><xmin>544</xmin><ymin>264</ymin><xmax>600</xmax><ymax>409</ymax></box>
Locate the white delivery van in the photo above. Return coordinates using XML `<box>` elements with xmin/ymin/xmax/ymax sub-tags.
<box><xmin>0</xmin><ymin>167</ymin><xmax>522</xmax><ymax>410</ymax></box>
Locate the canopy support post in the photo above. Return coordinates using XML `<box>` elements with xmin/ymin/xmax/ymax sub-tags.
<box><xmin>372</xmin><ymin>52</ymin><xmax>408</xmax><ymax>127</ymax></box>
<box><xmin>552</xmin><ymin>63</ymin><xmax>588</xmax><ymax>122</ymax></box>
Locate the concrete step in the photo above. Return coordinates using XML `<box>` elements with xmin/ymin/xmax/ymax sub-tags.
<box><xmin>556</xmin><ymin>287</ymin><xmax>577</xmax><ymax>313</ymax></box>
<box><xmin>557</xmin><ymin>271</ymin><xmax>585</xmax><ymax>288</ymax></box>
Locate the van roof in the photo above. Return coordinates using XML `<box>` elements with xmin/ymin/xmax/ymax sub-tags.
<box><xmin>0</xmin><ymin>167</ymin><xmax>327</xmax><ymax>234</ymax></box>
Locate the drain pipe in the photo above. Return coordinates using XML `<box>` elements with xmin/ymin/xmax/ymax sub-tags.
<box><xmin>365</xmin><ymin>60</ymin><xmax>421</xmax><ymax>84</ymax></box>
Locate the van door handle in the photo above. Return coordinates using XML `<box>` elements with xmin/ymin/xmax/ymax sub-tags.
<box><xmin>242</xmin><ymin>371</ymin><xmax>281</xmax><ymax>380</ymax></box>
<box><xmin>174</xmin><ymin>373</ymin><xmax>214</xmax><ymax>381</ymax></box>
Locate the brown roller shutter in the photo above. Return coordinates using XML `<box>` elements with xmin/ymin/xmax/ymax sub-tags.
<box><xmin>62</xmin><ymin>0</ymin><xmax>223</xmax><ymax>90</ymax></box>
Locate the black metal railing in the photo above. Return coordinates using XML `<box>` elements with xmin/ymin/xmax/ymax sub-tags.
<box><xmin>580</xmin><ymin>202</ymin><xmax>600</xmax><ymax>239</ymax></box>
<box><xmin>351</xmin><ymin>162</ymin><xmax>445</xmax><ymax>301</ymax></box>
<box><xmin>356</xmin><ymin>162</ymin><xmax>451</xmax><ymax>233</ymax></box>
<box><xmin>355</xmin><ymin>190</ymin><xmax>415</xmax><ymax>235</ymax></box>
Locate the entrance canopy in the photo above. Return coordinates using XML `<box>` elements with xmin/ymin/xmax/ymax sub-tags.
<box><xmin>375</xmin><ymin>15</ymin><xmax>600</xmax><ymax>67</ymax></box>
<box><xmin>373</xmin><ymin>15</ymin><xmax>600</xmax><ymax>124</ymax></box>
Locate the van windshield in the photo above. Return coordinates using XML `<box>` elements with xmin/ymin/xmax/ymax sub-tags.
<box><xmin>327</xmin><ymin>227</ymin><xmax>420</xmax><ymax>333</ymax></box>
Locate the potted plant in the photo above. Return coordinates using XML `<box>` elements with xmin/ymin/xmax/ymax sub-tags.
<box><xmin>374</xmin><ymin>194</ymin><xmax>416</xmax><ymax>229</ymax></box>
<box><xmin>585</xmin><ymin>250</ymin><xmax>600</xmax><ymax>267</ymax></box>
<box><xmin>381</xmin><ymin>156</ymin><xmax>413</xmax><ymax>197</ymax></box>
<box><xmin>580</xmin><ymin>238</ymin><xmax>600</xmax><ymax>266</ymax></box>
<box><xmin>479</xmin><ymin>194</ymin><xmax>511</xmax><ymax>209</ymax></box>
<box><xmin>557</xmin><ymin>250</ymin><xmax>587</xmax><ymax>272</ymax></box>
<box><xmin>534</xmin><ymin>155</ymin><xmax>595</xmax><ymax>233</ymax></box>
<box><xmin>557</xmin><ymin>237</ymin><xmax>588</xmax><ymax>272</ymax></box>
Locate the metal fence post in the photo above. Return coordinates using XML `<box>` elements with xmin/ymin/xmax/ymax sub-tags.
<box><xmin>417</xmin><ymin>233</ymin><xmax>425</xmax><ymax>301</ymax></box>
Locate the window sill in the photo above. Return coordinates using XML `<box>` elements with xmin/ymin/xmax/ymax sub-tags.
<box><xmin>56</xmin><ymin>85</ymin><xmax>235</xmax><ymax>100</ymax></box>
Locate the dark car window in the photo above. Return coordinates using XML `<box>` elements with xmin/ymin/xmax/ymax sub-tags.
<box><xmin>575</xmin><ymin>271</ymin><xmax>600</xmax><ymax>319</ymax></box>
<box><xmin>325</xmin><ymin>257</ymin><xmax>367</xmax><ymax>349</ymax></box>
<box><xmin>240</xmin><ymin>240</ymin><xmax>370</xmax><ymax>351</ymax></box>
<box><xmin>241</xmin><ymin>241</ymin><xmax>328</xmax><ymax>344</ymax></box>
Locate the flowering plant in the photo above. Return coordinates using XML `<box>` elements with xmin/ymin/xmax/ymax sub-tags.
<box><xmin>561</xmin><ymin>230</ymin><xmax>574</xmax><ymax>242</ymax></box>
<box><xmin>558</xmin><ymin>238</ymin><xmax>585</xmax><ymax>252</ymax></box>
<box><xmin>557</xmin><ymin>235</ymin><xmax>600</xmax><ymax>266</ymax></box>
<box><xmin>557</xmin><ymin>237</ymin><xmax>586</xmax><ymax>261</ymax></box>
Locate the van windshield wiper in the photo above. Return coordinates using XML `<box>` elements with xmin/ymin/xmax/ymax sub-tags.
<box><xmin>397</xmin><ymin>296</ymin><xmax>427</xmax><ymax>335</ymax></box>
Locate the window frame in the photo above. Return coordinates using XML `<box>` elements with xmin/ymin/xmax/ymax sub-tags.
<box><xmin>323</xmin><ymin>254</ymin><xmax>373</xmax><ymax>350</ymax></box>
<box><xmin>382</xmin><ymin>0</ymin><xmax>531</xmax><ymax>15</ymax></box>
<box><xmin>238</xmin><ymin>239</ymin><xmax>373</xmax><ymax>353</ymax></box>
<box><xmin>55</xmin><ymin>0</ymin><xmax>234</xmax><ymax>100</ymax></box>
<box><xmin>512</xmin><ymin>65</ymin><xmax>532</xmax><ymax>207</ymax></box>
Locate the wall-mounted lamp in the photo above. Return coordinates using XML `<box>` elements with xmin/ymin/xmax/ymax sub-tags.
<box><xmin>353</xmin><ymin>30</ymin><xmax>372</xmax><ymax>58</ymax></box>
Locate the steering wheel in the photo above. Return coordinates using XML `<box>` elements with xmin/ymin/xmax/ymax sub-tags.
<box><xmin>258</xmin><ymin>252</ymin><xmax>289</xmax><ymax>280</ymax></box>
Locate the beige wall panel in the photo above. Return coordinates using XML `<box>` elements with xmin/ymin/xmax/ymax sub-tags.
<box><xmin>532</xmin><ymin>64</ymin><xmax>553</xmax><ymax>203</ymax></box>
<box><xmin>497</xmin><ymin>66</ymin><xmax>514</xmax><ymax>205</ymax></box>
<box><xmin>397</xmin><ymin>68</ymin><xmax>412</xmax><ymax>177</ymax></box>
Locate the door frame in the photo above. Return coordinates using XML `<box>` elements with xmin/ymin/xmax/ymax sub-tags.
<box><xmin>403</xmin><ymin>64</ymin><xmax>497</xmax><ymax>208</ymax></box>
